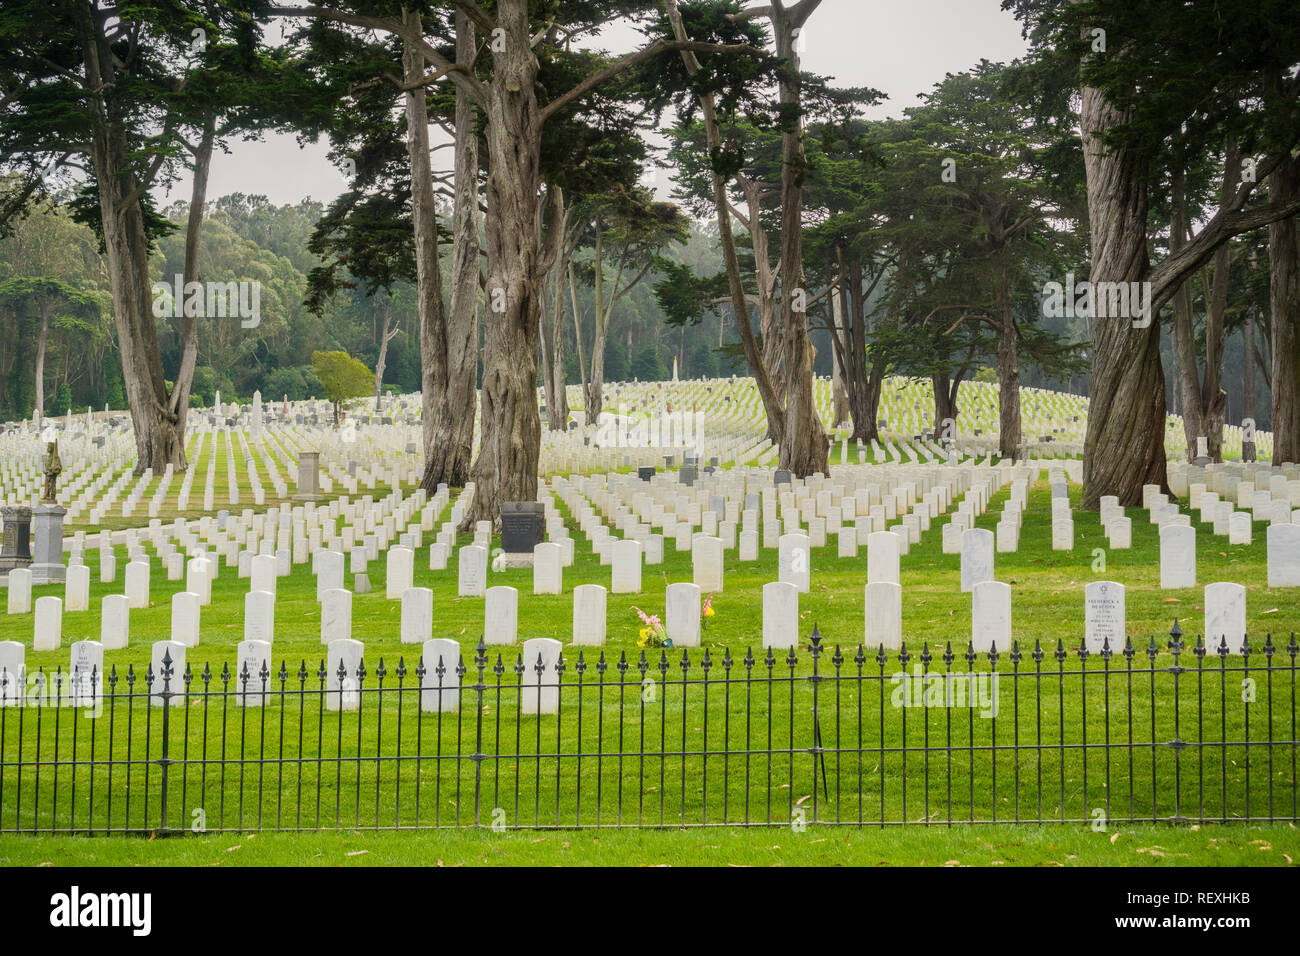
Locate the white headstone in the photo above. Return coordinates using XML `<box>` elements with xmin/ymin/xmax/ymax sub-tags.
<box><xmin>65</xmin><ymin>563</ymin><xmax>90</xmax><ymax>612</ymax></box>
<box><xmin>611</xmin><ymin>539</ymin><xmax>643</xmax><ymax>594</ymax></box>
<box><xmin>1159</xmin><ymin>524</ymin><xmax>1196</xmax><ymax>589</ymax></box>
<box><xmin>235</xmin><ymin>640</ymin><xmax>273</xmax><ymax>706</ymax></box>
<box><xmin>572</xmin><ymin>584</ymin><xmax>607</xmax><ymax>646</ymax></box>
<box><xmin>1084</xmin><ymin>580</ymin><xmax>1125</xmax><ymax>654</ymax></box>
<box><xmin>1267</xmin><ymin>523</ymin><xmax>1300</xmax><ymax>587</ymax></box>
<box><xmin>325</xmin><ymin>638</ymin><xmax>364</xmax><ymax>711</ymax></box>
<box><xmin>533</xmin><ymin>542</ymin><xmax>562</xmax><ymax>595</ymax></box>
<box><xmin>6</xmin><ymin>567</ymin><xmax>31</xmax><ymax>614</ymax></box>
<box><xmin>0</xmin><ymin>641</ymin><xmax>24</xmax><ymax>706</ymax></box>
<box><xmin>520</xmin><ymin>637</ymin><xmax>563</xmax><ymax>715</ymax></box>
<box><xmin>484</xmin><ymin>585</ymin><xmax>518</xmax><ymax>645</ymax></box>
<box><xmin>420</xmin><ymin>638</ymin><xmax>461</xmax><ymax>712</ymax></box>
<box><xmin>864</xmin><ymin>580</ymin><xmax>902</xmax><ymax>650</ymax></box>
<box><xmin>971</xmin><ymin>580</ymin><xmax>1011</xmax><ymax>653</ymax></box>
<box><xmin>401</xmin><ymin>586</ymin><xmax>434</xmax><ymax>644</ymax></box>
<box><xmin>386</xmin><ymin>546</ymin><xmax>414</xmax><ymax>599</ymax></box>
<box><xmin>320</xmin><ymin>588</ymin><xmax>352</xmax><ymax>644</ymax></box>
<box><xmin>244</xmin><ymin>590</ymin><xmax>275</xmax><ymax>643</ymax></box>
<box><xmin>762</xmin><ymin>581</ymin><xmax>799</xmax><ymax>649</ymax></box>
<box><xmin>1204</xmin><ymin>581</ymin><xmax>1247</xmax><ymax>654</ymax></box>
<box><xmin>665</xmin><ymin>582</ymin><xmax>702</xmax><ymax>647</ymax></box>
<box><xmin>68</xmin><ymin>639</ymin><xmax>103</xmax><ymax>707</ymax></box>
<box><xmin>247</xmin><ymin>553</ymin><xmax>275</xmax><ymax>598</ymax></box>
<box><xmin>960</xmin><ymin>528</ymin><xmax>994</xmax><ymax>593</ymax></box>
<box><xmin>458</xmin><ymin>545</ymin><xmax>488</xmax><ymax>597</ymax></box>
<box><xmin>778</xmin><ymin>533</ymin><xmax>811</xmax><ymax>593</ymax></box>
<box><xmin>34</xmin><ymin>595</ymin><xmax>61</xmax><ymax>651</ymax></box>
<box><xmin>692</xmin><ymin>535</ymin><xmax>724</xmax><ymax>592</ymax></box>
<box><xmin>100</xmin><ymin>593</ymin><xmax>130</xmax><ymax>650</ymax></box>
<box><xmin>867</xmin><ymin>531</ymin><xmax>901</xmax><ymax>585</ymax></box>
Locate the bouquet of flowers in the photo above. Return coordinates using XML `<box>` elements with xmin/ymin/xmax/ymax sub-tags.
<box><xmin>632</xmin><ymin>606</ymin><xmax>668</xmax><ymax>649</ymax></box>
<box><xmin>702</xmin><ymin>593</ymin><xmax>717</xmax><ymax>633</ymax></box>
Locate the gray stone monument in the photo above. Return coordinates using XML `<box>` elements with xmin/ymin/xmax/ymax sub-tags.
<box><xmin>295</xmin><ymin>451</ymin><xmax>323</xmax><ymax>500</ymax></box>
<box><xmin>30</xmin><ymin>504</ymin><xmax>66</xmax><ymax>584</ymax></box>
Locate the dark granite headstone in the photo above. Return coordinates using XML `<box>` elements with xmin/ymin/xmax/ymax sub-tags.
<box><xmin>1243</xmin><ymin>441</ymin><xmax>1257</xmax><ymax>463</ymax></box>
<box><xmin>638</xmin><ymin>466</ymin><xmax>655</xmax><ymax>482</ymax></box>
<box><xmin>774</xmin><ymin>469</ymin><xmax>792</xmax><ymax>486</ymax></box>
<box><xmin>501</xmin><ymin>502</ymin><xmax>545</xmax><ymax>553</ymax></box>
<box><xmin>679</xmin><ymin>466</ymin><xmax>698</xmax><ymax>486</ymax></box>
<box><xmin>0</xmin><ymin>505</ymin><xmax>33</xmax><ymax>569</ymax></box>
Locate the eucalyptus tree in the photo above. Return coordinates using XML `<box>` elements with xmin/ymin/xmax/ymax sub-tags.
<box><xmin>1008</xmin><ymin>0</ymin><xmax>1300</xmax><ymax>504</ymax></box>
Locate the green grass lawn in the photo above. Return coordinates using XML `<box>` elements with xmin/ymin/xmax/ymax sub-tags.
<box><xmin>1</xmin><ymin>822</ymin><xmax>1296</xmax><ymax>866</ymax></box>
<box><xmin>2</xmin><ymin>475</ymin><xmax>1297</xmax><ymax>865</ymax></box>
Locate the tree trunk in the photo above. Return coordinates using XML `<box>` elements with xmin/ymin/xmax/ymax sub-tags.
<box><xmin>829</xmin><ymin>260</ymin><xmax>883</xmax><ymax>442</ymax></box>
<box><xmin>994</xmin><ymin>295</ymin><xmax>1021</xmax><ymax>458</ymax></box>
<box><xmin>539</xmin><ymin>187</ymin><xmax>570</xmax><ymax>431</ymax></box>
<box><xmin>169</xmin><ymin>112</ymin><xmax>215</xmax><ymax>439</ymax></box>
<box><xmin>664</xmin><ymin>0</ymin><xmax>785</xmax><ymax>445</ymax></box>
<box><xmin>1269</xmin><ymin>153</ymin><xmax>1300</xmax><ymax>464</ymax></box>
<box><xmin>33</xmin><ymin>308</ymin><xmax>49</xmax><ymax>416</ymax></box>
<box><xmin>464</xmin><ymin>0</ymin><xmax>543</xmax><ymax>527</ymax></box>
<box><xmin>585</xmin><ymin>226</ymin><xmax>607</xmax><ymax>425</ymax></box>
<box><xmin>830</xmin><ymin>281</ymin><xmax>849</xmax><ymax>427</ymax></box>
<box><xmin>80</xmin><ymin>12</ymin><xmax>189</xmax><ymax>474</ymax></box>
<box><xmin>1078</xmin><ymin>84</ymin><xmax>1166</xmax><ymax>507</ymax></box>
<box><xmin>933</xmin><ymin>371</ymin><xmax>957</xmax><ymax>431</ymax></box>
<box><xmin>373</xmin><ymin>300</ymin><xmax>395</xmax><ymax>408</ymax></box>
<box><xmin>541</xmin><ymin>263</ymin><xmax>570</xmax><ymax>430</ymax></box>
<box><xmin>414</xmin><ymin>8</ymin><xmax>478</xmax><ymax>494</ymax></box>
<box><xmin>569</xmin><ymin>260</ymin><xmax>588</xmax><ymax>404</ymax></box>
<box><xmin>772</xmin><ymin>1</ymin><xmax>829</xmax><ymax>478</ymax></box>
<box><xmin>1243</xmin><ymin>305</ymin><xmax>1257</xmax><ymax>429</ymax></box>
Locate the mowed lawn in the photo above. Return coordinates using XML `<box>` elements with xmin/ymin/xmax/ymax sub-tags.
<box><xmin>1</xmin><ymin>475</ymin><xmax>1298</xmax><ymax>865</ymax></box>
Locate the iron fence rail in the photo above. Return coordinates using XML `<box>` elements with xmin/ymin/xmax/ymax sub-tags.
<box><xmin>0</xmin><ymin>624</ymin><xmax>1296</xmax><ymax>833</ymax></box>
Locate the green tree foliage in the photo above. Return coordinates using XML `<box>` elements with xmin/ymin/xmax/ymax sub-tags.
<box><xmin>311</xmin><ymin>349</ymin><xmax>374</xmax><ymax>425</ymax></box>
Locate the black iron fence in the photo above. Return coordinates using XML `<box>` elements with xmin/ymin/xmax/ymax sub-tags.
<box><xmin>0</xmin><ymin>624</ymin><xmax>1296</xmax><ymax>834</ymax></box>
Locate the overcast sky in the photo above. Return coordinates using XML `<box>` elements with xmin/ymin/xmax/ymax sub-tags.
<box><xmin>164</xmin><ymin>0</ymin><xmax>1030</xmax><ymax>207</ymax></box>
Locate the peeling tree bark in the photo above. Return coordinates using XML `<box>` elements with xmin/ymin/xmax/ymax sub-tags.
<box><xmin>770</xmin><ymin>0</ymin><xmax>829</xmax><ymax>478</ymax></box>
<box><xmin>993</xmin><ymin>260</ymin><xmax>1022</xmax><ymax>459</ymax></box>
<box><xmin>415</xmin><ymin>8</ymin><xmax>479</xmax><ymax>494</ymax></box>
<box><xmin>463</xmin><ymin>0</ymin><xmax>544</xmax><ymax>527</ymax></box>
<box><xmin>81</xmin><ymin>11</ymin><xmax>187</xmax><ymax>474</ymax></box>
<box><xmin>1078</xmin><ymin>84</ymin><xmax>1166</xmax><ymax>508</ymax></box>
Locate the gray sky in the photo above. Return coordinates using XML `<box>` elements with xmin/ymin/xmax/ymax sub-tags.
<box><xmin>165</xmin><ymin>0</ymin><xmax>1029</xmax><ymax>207</ymax></box>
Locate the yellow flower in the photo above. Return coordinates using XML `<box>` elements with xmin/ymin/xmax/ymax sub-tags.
<box><xmin>639</xmin><ymin>627</ymin><xmax>651</xmax><ymax>640</ymax></box>
<box><xmin>704</xmin><ymin>607</ymin><xmax>715</xmax><ymax>618</ymax></box>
